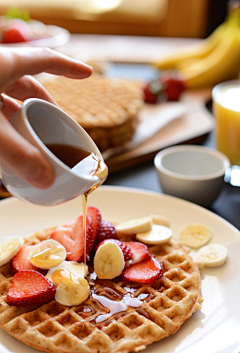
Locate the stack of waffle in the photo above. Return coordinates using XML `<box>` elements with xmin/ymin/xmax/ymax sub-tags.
<box><xmin>40</xmin><ymin>74</ymin><xmax>144</xmax><ymax>152</ymax></box>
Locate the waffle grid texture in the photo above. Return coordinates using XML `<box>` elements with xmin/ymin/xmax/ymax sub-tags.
<box><xmin>39</xmin><ymin>75</ymin><xmax>144</xmax><ymax>152</ymax></box>
<box><xmin>0</xmin><ymin>228</ymin><xmax>202</xmax><ymax>353</ymax></box>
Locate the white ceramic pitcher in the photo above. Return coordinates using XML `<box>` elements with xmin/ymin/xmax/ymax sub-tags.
<box><xmin>0</xmin><ymin>98</ymin><xmax>104</xmax><ymax>206</ymax></box>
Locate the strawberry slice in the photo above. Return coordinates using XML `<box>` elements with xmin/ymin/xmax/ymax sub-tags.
<box><xmin>122</xmin><ymin>256</ymin><xmax>164</xmax><ymax>284</ymax></box>
<box><xmin>87</xmin><ymin>206</ymin><xmax>101</xmax><ymax>248</ymax></box>
<box><xmin>2</xmin><ymin>27</ymin><xmax>28</xmax><ymax>43</ymax></box>
<box><xmin>95</xmin><ymin>220</ymin><xmax>118</xmax><ymax>245</ymax></box>
<box><xmin>95</xmin><ymin>239</ymin><xmax>132</xmax><ymax>262</ymax></box>
<box><xmin>11</xmin><ymin>245</ymin><xmax>38</xmax><ymax>272</ymax></box>
<box><xmin>7</xmin><ymin>270</ymin><xmax>56</xmax><ymax>307</ymax></box>
<box><xmin>125</xmin><ymin>241</ymin><xmax>151</xmax><ymax>264</ymax></box>
<box><xmin>50</xmin><ymin>215</ymin><xmax>93</xmax><ymax>262</ymax></box>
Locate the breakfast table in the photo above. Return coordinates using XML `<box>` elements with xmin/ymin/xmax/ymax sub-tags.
<box><xmin>0</xmin><ymin>32</ymin><xmax>240</xmax><ymax>353</ymax></box>
<box><xmin>0</xmin><ymin>33</ymin><xmax>239</xmax><ymax>230</ymax></box>
<box><xmin>52</xmin><ymin>33</ymin><xmax>240</xmax><ymax>231</ymax></box>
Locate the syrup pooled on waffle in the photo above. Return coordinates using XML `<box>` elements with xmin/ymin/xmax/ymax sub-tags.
<box><xmin>0</xmin><ymin>208</ymin><xmax>202</xmax><ymax>353</ymax></box>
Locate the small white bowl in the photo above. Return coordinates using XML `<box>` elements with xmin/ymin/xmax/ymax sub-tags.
<box><xmin>154</xmin><ymin>145</ymin><xmax>230</xmax><ymax>207</ymax></box>
<box><xmin>1</xmin><ymin>99</ymin><xmax>103</xmax><ymax>206</ymax></box>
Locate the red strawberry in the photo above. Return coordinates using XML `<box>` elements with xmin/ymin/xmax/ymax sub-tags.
<box><xmin>2</xmin><ymin>27</ymin><xmax>28</xmax><ymax>43</ymax></box>
<box><xmin>50</xmin><ymin>215</ymin><xmax>93</xmax><ymax>262</ymax></box>
<box><xmin>11</xmin><ymin>245</ymin><xmax>38</xmax><ymax>272</ymax></box>
<box><xmin>161</xmin><ymin>72</ymin><xmax>185</xmax><ymax>101</ymax></box>
<box><xmin>7</xmin><ymin>270</ymin><xmax>56</xmax><ymax>307</ymax></box>
<box><xmin>95</xmin><ymin>220</ymin><xmax>118</xmax><ymax>245</ymax></box>
<box><xmin>122</xmin><ymin>257</ymin><xmax>164</xmax><ymax>284</ymax></box>
<box><xmin>95</xmin><ymin>239</ymin><xmax>132</xmax><ymax>262</ymax></box>
<box><xmin>125</xmin><ymin>241</ymin><xmax>151</xmax><ymax>264</ymax></box>
<box><xmin>1</xmin><ymin>19</ymin><xmax>31</xmax><ymax>44</ymax></box>
<box><xmin>142</xmin><ymin>80</ymin><xmax>162</xmax><ymax>104</ymax></box>
<box><xmin>87</xmin><ymin>206</ymin><xmax>101</xmax><ymax>248</ymax></box>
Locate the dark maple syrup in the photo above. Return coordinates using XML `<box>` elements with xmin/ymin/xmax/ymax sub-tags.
<box><xmin>45</xmin><ymin>143</ymin><xmax>91</xmax><ymax>169</ymax></box>
<box><xmin>86</xmin><ymin>271</ymin><xmax>143</xmax><ymax>326</ymax></box>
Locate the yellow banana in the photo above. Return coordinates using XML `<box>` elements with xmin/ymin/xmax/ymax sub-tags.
<box><xmin>152</xmin><ymin>5</ymin><xmax>238</xmax><ymax>71</ymax></box>
<box><xmin>181</xmin><ymin>23</ymin><xmax>240</xmax><ymax>88</ymax></box>
<box><xmin>175</xmin><ymin>58</ymin><xmax>201</xmax><ymax>70</ymax></box>
<box><xmin>152</xmin><ymin>22</ymin><xmax>228</xmax><ymax>70</ymax></box>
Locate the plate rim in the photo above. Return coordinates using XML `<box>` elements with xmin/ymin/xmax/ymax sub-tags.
<box><xmin>0</xmin><ymin>185</ymin><xmax>239</xmax><ymax>235</ymax></box>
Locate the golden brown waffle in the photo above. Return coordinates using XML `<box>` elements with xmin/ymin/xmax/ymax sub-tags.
<box><xmin>39</xmin><ymin>75</ymin><xmax>143</xmax><ymax>152</ymax></box>
<box><xmin>0</xmin><ymin>228</ymin><xmax>202</xmax><ymax>353</ymax></box>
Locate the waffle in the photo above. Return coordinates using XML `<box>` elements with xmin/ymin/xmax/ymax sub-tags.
<box><xmin>39</xmin><ymin>74</ymin><xmax>143</xmax><ymax>152</ymax></box>
<box><xmin>0</xmin><ymin>227</ymin><xmax>202</xmax><ymax>353</ymax></box>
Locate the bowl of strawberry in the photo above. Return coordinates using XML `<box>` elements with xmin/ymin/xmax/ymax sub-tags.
<box><xmin>0</xmin><ymin>8</ymin><xmax>70</xmax><ymax>47</ymax></box>
<box><xmin>0</xmin><ymin>15</ymin><xmax>48</xmax><ymax>44</ymax></box>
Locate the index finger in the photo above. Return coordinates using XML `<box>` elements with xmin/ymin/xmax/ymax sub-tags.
<box><xmin>0</xmin><ymin>47</ymin><xmax>93</xmax><ymax>88</ymax></box>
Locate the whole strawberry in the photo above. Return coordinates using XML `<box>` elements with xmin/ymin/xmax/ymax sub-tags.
<box><xmin>143</xmin><ymin>80</ymin><xmax>163</xmax><ymax>104</ymax></box>
<box><xmin>95</xmin><ymin>220</ymin><xmax>118</xmax><ymax>245</ymax></box>
<box><xmin>161</xmin><ymin>71</ymin><xmax>186</xmax><ymax>101</ymax></box>
<box><xmin>7</xmin><ymin>270</ymin><xmax>56</xmax><ymax>307</ymax></box>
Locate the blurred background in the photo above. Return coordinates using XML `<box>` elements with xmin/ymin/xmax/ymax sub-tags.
<box><xmin>1</xmin><ymin>0</ymin><xmax>240</xmax><ymax>232</ymax></box>
<box><xmin>0</xmin><ymin>0</ymin><xmax>228</xmax><ymax>38</ymax></box>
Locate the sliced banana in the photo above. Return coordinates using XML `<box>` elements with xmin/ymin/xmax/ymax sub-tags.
<box><xmin>196</xmin><ymin>244</ymin><xmax>228</xmax><ymax>268</ymax></box>
<box><xmin>150</xmin><ymin>214</ymin><xmax>170</xmax><ymax>228</ymax></box>
<box><xmin>116</xmin><ymin>217</ymin><xmax>152</xmax><ymax>235</ymax></box>
<box><xmin>136</xmin><ymin>224</ymin><xmax>173</xmax><ymax>245</ymax></box>
<box><xmin>180</xmin><ymin>224</ymin><xmax>212</xmax><ymax>248</ymax></box>
<box><xmin>55</xmin><ymin>277</ymin><xmax>90</xmax><ymax>306</ymax></box>
<box><xmin>29</xmin><ymin>239</ymin><xmax>66</xmax><ymax>269</ymax></box>
<box><xmin>46</xmin><ymin>261</ymin><xmax>88</xmax><ymax>286</ymax></box>
<box><xmin>94</xmin><ymin>241</ymin><xmax>125</xmax><ymax>279</ymax></box>
<box><xmin>0</xmin><ymin>236</ymin><xmax>24</xmax><ymax>267</ymax></box>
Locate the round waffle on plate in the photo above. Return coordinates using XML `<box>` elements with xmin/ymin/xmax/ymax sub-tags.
<box><xmin>39</xmin><ymin>74</ymin><xmax>143</xmax><ymax>152</ymax></box>
<box><xmin>0</xmin><ymin>227</ymin><xmax>202</xmax><ymax>353</ymax></box>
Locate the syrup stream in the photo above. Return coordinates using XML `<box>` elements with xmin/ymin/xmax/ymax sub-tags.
<box><xmin>82</xmin><ymin>194</ymin><xmax>87</xmax><ymax>267</ymax></box>
<box><xmin>78</xmin><ymin>153</ymin><xmax>108</xmax><ymax>268</ymax></box>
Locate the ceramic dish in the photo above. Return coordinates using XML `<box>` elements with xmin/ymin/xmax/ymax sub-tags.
<box><xmin>0</xmin><ymin>186</ymin><xmax>239</xmax><ymax>353</ymax></box>
<box><xmin>0</xmin><ymin>19</ymin><xmax>70</xmax><ymax>48</ymax></box>
<box><xmin>1</xmin><ymin>99</ymin><xmax>103</xmax><ymax>206</ymax></box>
<box><xmin>154</xmin><ymin>145</ymin><xmax>230</xmax><ymax>207</ymax></box>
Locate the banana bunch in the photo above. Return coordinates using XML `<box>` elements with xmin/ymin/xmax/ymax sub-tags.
<box><xmin>153</xmin><ymin>4</ymin><xmax>240</xmax><ymax>89</ymax></box>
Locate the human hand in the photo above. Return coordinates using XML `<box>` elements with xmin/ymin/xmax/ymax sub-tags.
<box><xmin>0</xmin><ymin>47</ymin><xmax>92</xmax><ymax>189</ymax></box>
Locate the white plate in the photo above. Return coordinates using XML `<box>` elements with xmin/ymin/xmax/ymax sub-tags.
<box><xmin>0</xmin><ymin>20</ymin><xmax>70</xmax><ymax>48</ymax></box>
<box><xmin>0</xmin><ymin>186</ymin><xmax>239</xmax><ymax>353</ymax></box>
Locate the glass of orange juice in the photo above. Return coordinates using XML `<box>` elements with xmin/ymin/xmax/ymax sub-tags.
<box><xmin>212</xmin><ymin>80</ymin><xmax>240</xmax><ymax>166</ymax></box>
